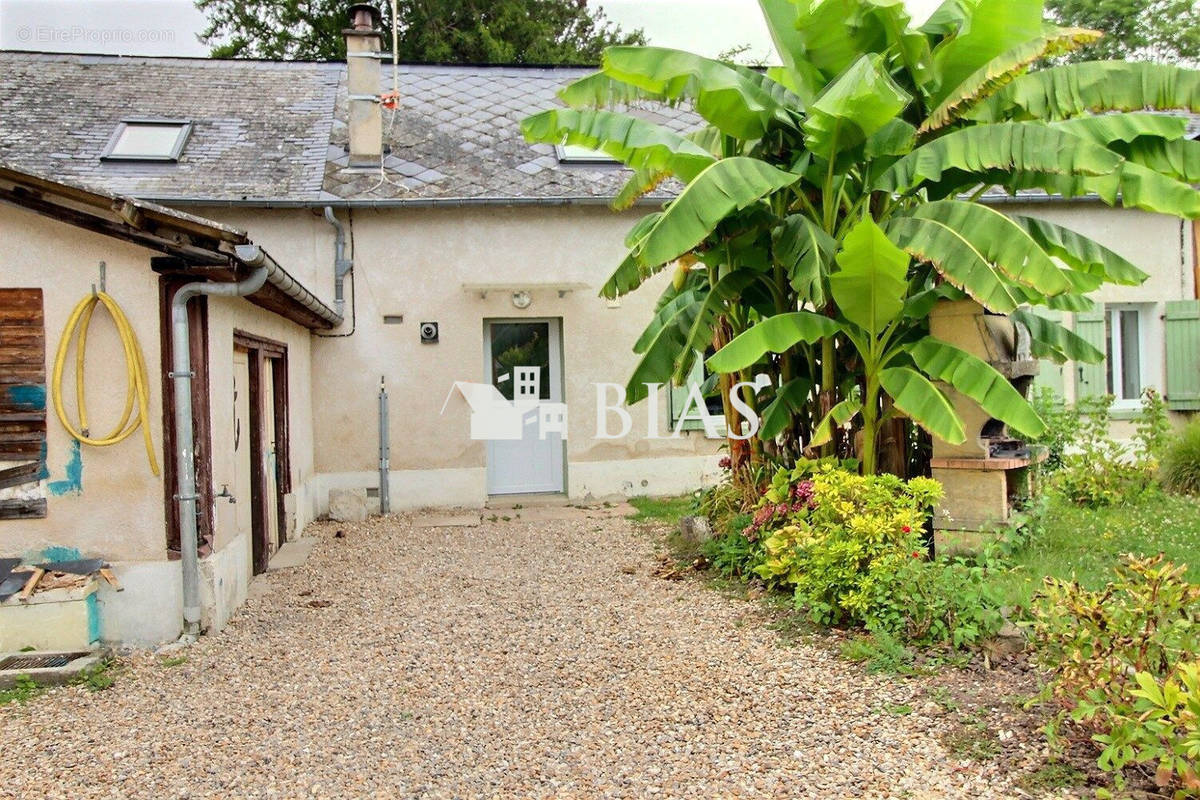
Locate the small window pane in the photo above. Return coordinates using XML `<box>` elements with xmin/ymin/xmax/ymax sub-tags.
<box><xmin>557</xmin><ymin>144</ymin><xmax>617</xmax><ymax>163</ymax></box>
<box><xmin>1119</xmin><ymin>309</ymin><xmax>1141</xmax><ymax>399</ymax></box>
<box><xmin>108</xmin><ymin>123</ymin><xmax>187</xmax><ymax>159</ymax></box>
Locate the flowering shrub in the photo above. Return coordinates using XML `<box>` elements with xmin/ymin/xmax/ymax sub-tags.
<box><xmin>745</xmin><ymin>461</ymin><xmax>942</xmax><ymax>626</ymax></box>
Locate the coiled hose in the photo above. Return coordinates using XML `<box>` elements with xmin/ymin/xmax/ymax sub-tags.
<box><xmin>51</xmin><ymin>291</ymin><xmax>160</xmax><ymax>475</ymax></box>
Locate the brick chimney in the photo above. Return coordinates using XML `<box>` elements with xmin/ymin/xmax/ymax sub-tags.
<box><xmin>344</xmin><ymin>3</ymin><xmax>383</xmax><ymax>167</ymax></box>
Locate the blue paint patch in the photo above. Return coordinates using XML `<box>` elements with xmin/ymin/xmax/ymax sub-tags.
<box><xmin>37</xmin><ymin>545</ymin><xmax>83</xmax><ymax>563</ymax></box>
<box><xmin>48</xmin><ymin>439</ymin><xmax>83</xmax><ymax>496</ymax></box>
<box><xmin>4</xmin><ymin>383</ymin><xmax>46</xmax><ymax>411</ymax></box>
<box><xmin>86</xmin><ymin>593</ymin><xmax>100</xmax><ymax>644</ymax></box>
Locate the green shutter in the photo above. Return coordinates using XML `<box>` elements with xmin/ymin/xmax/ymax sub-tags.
<box><xmin>669</xmin><ymin>354</ymin><xmax>706</xmax><ymax>430</ymax></box>
<box><xmin>1165</xmin><ymin>299</ymin><xmax>1200</xmax><ymax>411</ymax></box>
<box><xmin>1028</xmin><ymin>308</ymin><xmax>1065</xmax><ymax>398</ymax></box>
<box><xmin>1074</xmin><ymin>307</ymin><xmax>1107</xmax><ymax>400</ymax></box>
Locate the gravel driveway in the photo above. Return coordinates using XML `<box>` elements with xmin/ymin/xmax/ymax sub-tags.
<box><xmin>1</xmin><ymin>509</ymin><xmax>1032</xmax><ymax>799</ymax></box>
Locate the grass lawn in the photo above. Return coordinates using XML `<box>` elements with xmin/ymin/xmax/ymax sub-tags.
<box><xmin>990</xmin><ymin>491</ymin><xmax>1200</xmax><ymax>607</ymax></box>
<box><xmin>627</xmin><ymin>494</ymin><xmax>696</xmax><ymax>524</ymax></box>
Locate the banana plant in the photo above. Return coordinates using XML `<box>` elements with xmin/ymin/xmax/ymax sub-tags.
<box><xmin>707</xmin><ymin>217</ymin><xmax>1046</xmax><ymax>474</ymax></box>
<box><xmin>521</xmin><ymin>0</ymin><xmax>1200</xmax><ymax>474</ymax></box>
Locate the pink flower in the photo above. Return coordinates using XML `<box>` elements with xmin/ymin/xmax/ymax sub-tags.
<box><xmin>718</xmin><ymin>456</ymin><xmax>732</xmax><ymax>470</ymax></box>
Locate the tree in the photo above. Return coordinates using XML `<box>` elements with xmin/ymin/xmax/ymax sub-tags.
<box><xmin>196</xmin><ymin>0</ymin><xmax>644</xmax><ymax>63</ymax></box>
<box><xmin>522</xmin><ymin>0</ymin><xmax>1200</xmax><ymax>475</ymax></box>
<box><xmin>1046</xmin><ymin>0</ymin><xmax>1200</xmax><ymax>63</ymax></box>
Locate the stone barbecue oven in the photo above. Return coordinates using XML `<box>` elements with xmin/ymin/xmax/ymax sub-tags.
<box><xmin>928</xmin><ymin>299</ymin><xmax>1046</xmax><ymax>552</ymax></box>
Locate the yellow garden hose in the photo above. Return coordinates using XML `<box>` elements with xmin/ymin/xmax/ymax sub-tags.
<box><xmin>51</xmin><ymin>291</ymin><xmax>159</xmax><ymax>475</ymax></box>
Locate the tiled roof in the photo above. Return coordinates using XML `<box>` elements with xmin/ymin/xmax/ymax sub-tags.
<box><xmin>323</xmin><ymin>64</ymin><xmax>692</xmax><ymax>201</ymax></box>
<box><xmin>0</xmin><ymin>52</ymin><xmax>340</xmax><ymax>202</ymax></box>
<box><xmin>0</xmin><ymin>51</ymin><xmax>690</xmax><ymax>204</ymax></box>
<box><xmin>0</xmin><ymin>51</ymin><xmax>1193</xmax><ymax>206</ymax></box>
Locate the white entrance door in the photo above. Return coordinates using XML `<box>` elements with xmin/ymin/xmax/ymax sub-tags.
<box><xmin>484</xmin><ymin>319</ymin><xmax>565</xmax><ymax>495</ymax></box>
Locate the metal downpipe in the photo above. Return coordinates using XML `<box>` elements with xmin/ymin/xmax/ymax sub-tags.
<box><xmin>323</xmin><ymin>207</ymin><xmax>353</xmax><ymax>317</ymax></box>
<box><xmin>171</xmin><ymin>265</ymin><xmax>268</xmax><ymax>636</ymax></box>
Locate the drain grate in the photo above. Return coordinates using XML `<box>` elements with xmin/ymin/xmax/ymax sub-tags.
<box><xmin>0</xmin><ymin>652</ymin><xmax>88</xmax><ymax>670</ymax></box>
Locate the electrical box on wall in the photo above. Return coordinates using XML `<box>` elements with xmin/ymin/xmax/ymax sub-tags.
<box><xmin>419</xmin><ymin>321</ymin><xmax>439</xmax><ymax>343</ymax></box>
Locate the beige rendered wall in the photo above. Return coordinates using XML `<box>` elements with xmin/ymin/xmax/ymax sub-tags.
<box><xmin>0</xmin><ymin>203</ymin><xmax>167</xmax><ymax>563</ymax></box>
<box><xmin>210</xmin><ymin>203</ymin><xmax>722</xmax><ymax>509</ymax></box>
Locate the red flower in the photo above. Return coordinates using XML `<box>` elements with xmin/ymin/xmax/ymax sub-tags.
<box><xmin>901</xmin><ymin>525</ymin><xmax>912</xmax><ymax>533</ymax></box>
<box><xmin>911</xmin><ymin>551</ymin><xmax>921</xmax><ymax>558</ymax></box>
<box><xmin>718</xmin><ymin>456</ymin><xmax>732</xmax><ymax>470</ymax></box>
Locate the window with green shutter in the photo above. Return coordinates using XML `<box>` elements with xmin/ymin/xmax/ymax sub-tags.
<box><xmin>1073</xmin><ymin>307</ymin><xmax>1107</xmax><ymax>400</ymax></box>
<box><xmin>669</xmin><ymin>352</ymin><xmax>722</xmax><ymax>432</ymax></box>
<box><xmin>1165</xmin><ymin>299</ymin><xmax>1200</xmax><ymax>411</ymax></box>
<box><xmin>1028</xmin><ymin>308</ymin><xmax>1065</xmax><ymax>398</ymax></box>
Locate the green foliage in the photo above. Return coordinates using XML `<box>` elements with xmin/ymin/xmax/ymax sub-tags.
<box><xmin>745</xmin><ymin>461</ymin><xmax>942</xmax><ymax>626</ymax></box>
<box><xmin>626</xmin><ymin>494</ymin><xmax>696</xmax><ymax>525</ymax></box>
<box><xmin>195</xmin><ymin>0</ymin><xmax>643</xmax><ymax>62</ymax></box>
<box><xmin>72</xmin><ymin>658</ymin><xmax>118</xmax><ymax>693</ymax></box>
<box><xmin>864</xmin><ymin>555</ymin><xmax>1006</xmax><ymax>649</ymax></box>
<box><xmin>702</xmin><ymin>527</ymin><xmax>761</xmax><ymax>579</ymax></box>
<box><xmin>1045</xmin><ymin>0</ymin><xmax>1200</xmax><ymax>64</ymax></box>
<box><xmin>1051</xmin><ymin>391</ymin><xmax>1167</xmax><ymax>506</ymax></box>
<box><xmin>840</xmin><ymin>629</ymin><xmax>917</xmax><ymax>676</ymax></box>
<box><xmin>1030</xmin><ymin>554</ymin><xmax>1200</xmax><ymax>793</ymax></box>
<box><xmin>1028</xmin><ymin>387</ymin><xmax>1081</xmax><ymax>471</ymax></box>
<box><xmin>1163</xmin><ymin>418</ymin><xmax>1200</xmax><ymax>496</ymax></box>
<box><xmin>0</xmin><ymin>675</ymin><xmax>43</xmax><ymax>706</ymax></box>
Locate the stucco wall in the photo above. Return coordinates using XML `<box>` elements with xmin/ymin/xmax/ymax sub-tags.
<box><xmin>0</xmin><ymin>204</ymin><xmax>168</xmax><ymax>563</ymax></box>
<box><xmin>206</xmin><ymin>204</ymin><xmax>723</xmax><ymax>509</ymax></box>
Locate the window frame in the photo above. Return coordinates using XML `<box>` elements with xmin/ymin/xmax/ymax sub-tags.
<box><xmin>554</xmin><ymin>143</ymin><xmax>619</xmax><ymax>165</ymax></box>
<box><xmin>1105</xmin><ymin>303</ymin><xmax>1151</xmax><ymax>410</ymax></box>
<box><xmin>101</xmin><ymin>118</ymin><xmax>193</xmax><ymax>162</ymax></box>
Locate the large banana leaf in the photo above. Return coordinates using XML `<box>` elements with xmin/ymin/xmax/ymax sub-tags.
<box><xmin>1052</xmin><ymin>112</ymin><xmax>1191</xmax><ymax>146</ymax></box>
<box><xmin>830</xmin><ymin>217</ymin><xmax>909</xmax><ymax>337</ymax></box>
<box><xmin>803</xmin><ymin>54</ymin><xmax>911</xmax><ymax>158</ymax></box>
<box><xmin>759</xmin><ymin>377</ymin><xmax>816</xmax><ymax>440</ymax></box>
<box><xmin>928</xmin><ymin>0</ymin><xmax>1045</xmax><ymax>108</ymax></box>
<box><xmin>611</xmin><ymin>168</ymin><xmax>670</xmax><ymax>211</ymax></box>
<box><xmin>879</xmin><ymin>366</ymin><xmax>966</xmax><ymax>444</ymax></box>
<box><xmin>920</xmin><ymin>0</ymin><xmax>979</xmax><ymax>36</ymax></box>
<box><xmin>1110</xmin><ymin>137</ymin><xmax>1200</xmax><ymax>184</ymax></box>
<box><xmin>595</xmin><ymin>47</ymin><xmax>793</xmax><ymax>140</ymax></box>
<box><xmin>624</xmin><ymin>296</ymin><xmax>701</xmax><ymax>405</ymax></box>
<box><xmin>677</xmin><ymin>270</ymin><xmax>764</xmax><ymax>381</ymax></box>
<box><xmin>555</xmin><ymin>71</ymin><xmax>665</xmax><ymax>108</ymax></box>
<box><xmin>632</xmin><ymin>157</ymin><xmax>798</xmax><ymax>268</ymax></box>
<box><xmin>706</xmin><ymin>311</ymin><xmax>840</xmax><ymax>373</ymax></box>
<box><xmin>774</xmin><ymin>214</ymin><xmax>836</xmax><ymax>307</ymax></box>
<box><xmin>885</xmin><ymin>216</ymin><xmax>1018</xmax><ymax>312</ymax></box>
<box><xmin>995</xmin><ymin>161</ymin><xmax>1200</xmax><ymax>218</ymax></box>
<box><xmin>1012</xmin><ymin>216</ymin><xmax>1148</xmax><ymax>286</ymax></box>
<box><xmin>632</xmin><ymin>289</ymin><xmax>701</xmax><ymax>354</ymax></box>
<box><xmin>1010</xmin><ymin>308</ymin><xmax>1105</xmax><ymax>364</ymax></box>
<box><xmin>922</xmin><ymin>27</ymin><xmax>1102</xmax><ymax>132</ymax></box>
<box><xmin>907</xmin><ymin>336</ymin><xmax>1045</xmax><ymax>436</ymax></box>
<box><xmin>970</xmin><ymin>61</ymin><xmax>1200</xmax><ymax>122</ymax></box>
<box><xmin>521</xmin><ymin>109</ymin><xmax>716</xmax><ymax>182</ymax></box>
<box><xmin>808</xmin><ymin>388</ymin><xmax>864</xmax><ymax>447</ymax></box>
<box><xmin>909</xmin><ymin>200</ymin><xmax>1070</xmax><ymax>296</ymax></box>
<box><xmin>874</xmin><ymin>121</ymin><xmax>1124</xmax><ymax>194</ymax></box>
<box><xmin>756</xmin><ymin>0</ymin><xmax>822</xmax><ymax>101</ymax></box>
<box><xmin>600</xmin><ymin>212</ymin><xmax>664</xmax><ymax>299</ymax></box>
<box><xmin>791</xmin><ymin>0</ymin><xmax>890</xmax><ymax>79</ymax></box>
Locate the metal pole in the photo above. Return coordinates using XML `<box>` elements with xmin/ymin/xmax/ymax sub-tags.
<box><xmin>378</xmin><ymin>375</ymin><xmax>390</xmax><ymax>515</ymax></box>
<box><xmin>171</xmin><ymin>263</ymin><xmax>267</xmax><ymax>637</ymax></box>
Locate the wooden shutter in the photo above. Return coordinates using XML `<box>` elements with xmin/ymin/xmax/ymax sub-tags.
<box><xmin>1073</xmin><ymin>307</ymin><xmax>1107</xmax><ymax>400</ymax></box>
<box><xmin>1029</xmin><ymin>308</ymin><xmax>1065</xmax><ymax>398</ymax></box>
<box><xmin>0</xmin><ymin>288</ymin><xmax>47</xmax><ymax>519</ymax></box>
<box><xmin>1165</xmin><ymin>299</ymin><xmax>1200</xmax><ymax>411</ymax></box>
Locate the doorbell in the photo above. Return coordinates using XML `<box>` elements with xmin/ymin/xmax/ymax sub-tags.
<box><xmin>419</xmin><ymin>321</ymin><xmax>439</xmax><ymax>343</ymax></box>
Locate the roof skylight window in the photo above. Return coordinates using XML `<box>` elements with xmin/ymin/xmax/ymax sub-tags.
<box><xmin>555</xmin><ymin>144</ymin><xmax>618</xmax><ymax>164</ymax></box>
<box><xmin>101</xmin><ymin>119</ymin><xmax>193</xmax><ymax>162</ymax></box>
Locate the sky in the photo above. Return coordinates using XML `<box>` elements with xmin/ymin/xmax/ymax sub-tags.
<box><xmin>0</xmin><ymin>0</ymin><xmax>946</xmax><ymax>59</ymax></box>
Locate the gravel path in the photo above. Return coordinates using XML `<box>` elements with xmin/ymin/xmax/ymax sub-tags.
<box><xmin>1</xmin><ymin>510</ymin><xmax>1031</xmax><ymax>799</ymax></box>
